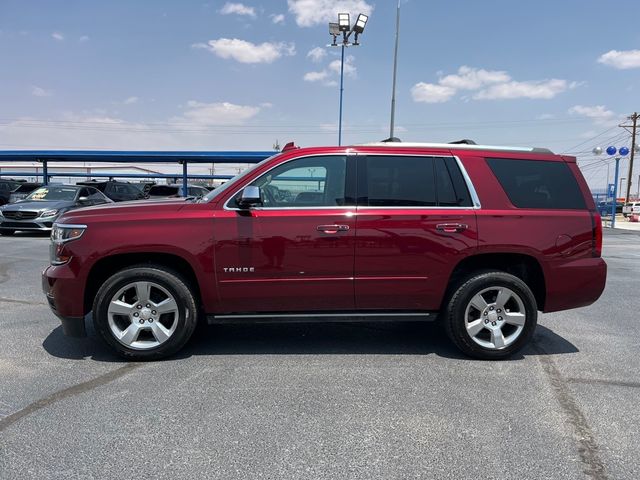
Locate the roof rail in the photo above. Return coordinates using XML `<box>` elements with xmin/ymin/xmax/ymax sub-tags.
<box><xmin>357</xmin><ymin>141</ymin><xmax>553</xmax><ymax>154</ymax></box>
<box><xmin>449</xmin><ymin>139</ymin><xmax>477</xmax><ymax>145</ymax></box>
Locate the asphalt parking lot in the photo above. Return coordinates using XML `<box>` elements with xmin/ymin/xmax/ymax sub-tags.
<box><xmin>0</xmin><ymin>230</ymin><xmax>639</xmax><ymax>480</ymax></box>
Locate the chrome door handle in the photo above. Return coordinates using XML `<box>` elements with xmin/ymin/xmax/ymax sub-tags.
<box><xmin>317</xmin><ymin>224</ymin><xmax>350</xmax><ymax>233</ymax></box>
<box><xmin>436</xmin><ymin>223</ymin><xmax>468</xmax><ymax>233</ymax></box>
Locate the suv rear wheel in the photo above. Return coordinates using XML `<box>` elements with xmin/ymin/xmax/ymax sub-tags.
<box><xmin>444</xmin><ymin>271</ymin><xmax>537</xmax><ymax>360</ymax></box>
<box><xmin>92</xmin><ymin>265</ymin><xmax>198</xmax><ymax>360</ymax></box>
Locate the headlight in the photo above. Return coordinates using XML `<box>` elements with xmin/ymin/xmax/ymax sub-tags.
<box><xmin>40</xmin><ymin>209</ymin><xmax>59</xmax><ymax>218</ymax></box>
<box><xmin>50</xmin><ymin>223</ymin><xmax>87</xmax><ymax>265</ymax></box>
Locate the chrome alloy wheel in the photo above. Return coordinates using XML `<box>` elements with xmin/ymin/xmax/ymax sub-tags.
<box><xmin>463</xmin><ymin>286</ymin><xmax>527</xmax><ymax>350</ymax></box>
<box><xmin>107</xmin><ymin>281</ymin><xmax>180</xmax><ymax>350</ymax></box>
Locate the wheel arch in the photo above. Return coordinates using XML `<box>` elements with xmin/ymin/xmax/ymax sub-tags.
<box><xmin>84</xmin><ymin>252</ymin><xmax>203</xmax><ymax>315</ymax></box>
<box><xmin>443</xmin><ymin>253</ymin><xmax>546</xmax><ymax>311</ymax></box>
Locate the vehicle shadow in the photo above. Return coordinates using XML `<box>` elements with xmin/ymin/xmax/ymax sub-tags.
<box><xmin>42</xmin><ymin>321</ymin><xmax>578</xmax><ymax>363</ymax></box>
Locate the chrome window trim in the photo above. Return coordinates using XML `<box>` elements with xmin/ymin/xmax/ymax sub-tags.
<box><xmin>222</xmin><ymin>151</ymin><xmax>482</xmax><ymax>212</ymax></box>
<box><xmin>453</xmin><ymin>155</ymin><xmax>482</xmax><ymax>208</ymax></box>
<box><xmin>356</xmin><ymin>206</ymin><xmax>477</xmax><ymax>211</ymax></box>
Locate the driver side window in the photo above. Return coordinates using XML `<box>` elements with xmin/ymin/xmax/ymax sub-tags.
<box><xmin>245</xmin><ymin>156</ymin><xmax>347</xmax><ymax>208</ymax></box>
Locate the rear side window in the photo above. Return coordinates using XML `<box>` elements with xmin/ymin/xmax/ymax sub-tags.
<box><xmin>363</xmin><ymin>156</ymin><xmax>472</xmax><ymax>207</ymax></box>
<box><xmin>487</xmin><ymin>158</ymin><xmax>586</xmax><ymax>210</ymax></box>
<box><xmin>365</xmin><ymin>156</ymin><xmax>436</xmax><ymax>207</ymax></box>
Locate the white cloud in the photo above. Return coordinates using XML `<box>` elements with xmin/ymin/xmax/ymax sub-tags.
<box><xmin>598</xmin><ymin>49</ymin><xmax>640</xmax><ymax>70</ymax></box>
<box><xmin>31</xmin><ymin>86</ymin><xmax>52</xmax><ymax>97</ymax></box>
<box><xmin>412</xmin><ymin>66</ymin><xmax>576</xmax><ymax>103</ymax></box>
<box><xmin>568</xmin><ymin>105</ymin><xmax>615</xmax><ymax>125</ymax></box>
<box><xmin>536</xmin><ymin>113</ymin><xmax>556</xmax><ymax>120</ymax></box>
<box><xmin>175</xmin><ymin>101</ymin><xmax>261</xmax><ymax>126</ymax></box>
<box><xmin>193</xmin><ymin>38</ymin><xmax>295</xmax><ymax>64</ymax></box>
<box><xmin>51</xmin><ymin>32</ymin><xmax>64</xmax><ymax>41</ymax></box>
<box><xmin>79</xmin><ymin>35</ymin><xmax>89</xmax><ymax>42</ymax></box>
<box><xmin>411</xmin><ymin>83</ymin><xmax>456</xmax><ymax>103</ymax></box>
<box><xmin>0</xmin><ymin>103</ymin><xmax>269</xmax><ymax>151</ymax></box>
<box><xmin>123</xmin><ymin>96</ymin><xmax>139</xmax><ymax>105</ymax></box>
<box><xmin>307</xmin><ymin>46</ymin><xmax>327</xmax><ymax>62</ymax></box>
<box><xmin>304</xmin><ymin>70</ymin><xmax>329</xmax><ymax>82</ymax></box>
<box><xmin>220</xmin><ymin>2</ymin><xmax>256</xmax><ymax>18</ymax></box>
<box><xmin>439</xmin><ymin>66</ymin><xmax>510</xmax><ymax>90</ymax></box>
<box><xmin>270</xmin><ymin>13</ymin><xmax>285</xmax><ymax>24</ymax></box>
<box><xmin>288</xmin><ymin>0</ymin><xmax>373</xmax><ymax>27</ymax></box>
<box><xmin>473</xmin><ymin>79</ymin><xmax>570</xmax><ymax>100</ymax></box>
<box><xmin>328</xmin><ymin>55</ymin><xmax>356</xmax><ymax>77</ymax></box>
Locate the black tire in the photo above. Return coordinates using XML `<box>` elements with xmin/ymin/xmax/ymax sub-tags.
<box><xmin>92</xmin><ymin>265</ymin><xmax>199</xmax><ymax>360</ymax></box>
<box><xmin>0</xmin><ymin>229</ymin><xmax>15</xmax><ymax>236</ymax></box>
<box><xmin>443</xmin><ymin>271</ymin><xmax>537</xmax><ymax>360</ymax></box>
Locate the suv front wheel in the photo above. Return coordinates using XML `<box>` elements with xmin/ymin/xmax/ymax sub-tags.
<box><xmin>444</xmin><ymin>271</ymin><xmax>537</xmax><ymax>360</ymax></box>
<box><xmin>93</xmin><ymin>265</ymin><xmax>198</xmax><ymax>360</ymax></box>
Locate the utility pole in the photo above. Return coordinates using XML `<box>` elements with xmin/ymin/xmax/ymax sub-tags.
<box><xmin>619</xmin><ymin>112</ymin><xmax>639</xmax><ymax>202</ymax></box>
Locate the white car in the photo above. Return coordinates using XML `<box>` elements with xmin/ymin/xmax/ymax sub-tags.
<box><xmin>622</xmin><ymin>202</ymin><xmax>640</xmax><ymax>217</ymax></box>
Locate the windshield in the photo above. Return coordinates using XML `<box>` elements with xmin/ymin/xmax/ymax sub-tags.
<box><xmin>201</xmin><ymin>154</ymin><xmax>280</xmax><ymax>203</ymax></box>
<box><xmin>26</xmin><ymin>186</ymin><xmax>78</xmax><ymax>201</ymax></box>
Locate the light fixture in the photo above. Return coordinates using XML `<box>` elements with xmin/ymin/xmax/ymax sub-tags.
<box><xmin>338</xmin><ymin>13</ymin><xmax>350</xmax><ymax>32</ymax></box>
<box><xmin>353</xmin><ymin>14</ymin><xmax>368</xmax><ymax>33</ymax></box>
<box><xmin>329</xmin><ymin>22</ymin><xmax>339</xmax><ymax>46</ymax></box>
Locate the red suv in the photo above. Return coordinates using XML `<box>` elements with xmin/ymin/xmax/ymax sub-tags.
<box><xmin>42</xmin><ymin>142</ymin><xmax>606</xmax><ymax>360</ymax></box>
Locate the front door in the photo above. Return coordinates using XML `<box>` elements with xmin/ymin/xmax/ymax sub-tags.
<box><xmin>214</xmin><ymin>155</ymin><xmax>356</xmax><ymax>313</ymax></box>
<box><xmin>354</xmin><ymin>154</ymin><xmax>478</xmax><ymax>311</ymax></box>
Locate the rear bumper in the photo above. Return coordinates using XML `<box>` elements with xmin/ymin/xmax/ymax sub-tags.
<box><xmin>543</xmin><ymin>257</ymin><xmax>607</xmax><ymax>312</ymax></box>
<box><xmin>42</xmin><ymin>265</ymin><xmax>87</xmax><ymax>337</ymax></box>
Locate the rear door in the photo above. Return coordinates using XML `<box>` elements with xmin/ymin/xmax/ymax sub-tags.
<box><xmin>354</xmin><ymin>154</ymin><xmax>478</xmax><ymax>311</ymax></box>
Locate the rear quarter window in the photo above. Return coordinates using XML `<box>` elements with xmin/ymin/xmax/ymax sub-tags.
<box><xmin>486</xmin><ymin>158</ymin><xmax>586</xmax><ymax>210</ymax></box>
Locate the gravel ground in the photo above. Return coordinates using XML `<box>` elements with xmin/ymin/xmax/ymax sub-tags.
<box><xmin>0</xmin><ymin>229</ymin><xmax>638</xmax><ymax>480</ymax></box>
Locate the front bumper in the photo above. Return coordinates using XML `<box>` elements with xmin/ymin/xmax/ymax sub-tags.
<box><xmin>42</xmin><ymin>265</ymin><xmax>87</xmax><ymax>337</ymax></box>
<box><xmin>0</xmin><ymin>214</ymin><xmax>57</xmax><ymax>231</ymax></box>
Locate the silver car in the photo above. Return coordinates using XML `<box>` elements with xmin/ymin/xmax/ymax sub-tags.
<box><xmin>0</xmin><ymin>185</ymin><xmax>112</xmax><ymax>235</ymax></box>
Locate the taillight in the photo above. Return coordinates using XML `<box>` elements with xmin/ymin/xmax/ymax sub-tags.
<box><xmin>591</xmin><ymin>211</ymin><xmax>602</xmax><ymax>257</ymax></box>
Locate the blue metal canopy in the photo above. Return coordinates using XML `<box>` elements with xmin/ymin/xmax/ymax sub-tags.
<box><xmin>0</xmin><ymin>149</ymin><xmax>277</xmax><ymax>196</ymax></box>
<box><xmin>0</xmin><ymin>150</ymin><xmax>276</xmax><ymax>163</ymax></box>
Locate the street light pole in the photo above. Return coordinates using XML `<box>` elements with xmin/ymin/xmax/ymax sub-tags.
<box><xmin>389</xmin><ymin>0</ymin><xmax>400</xmax><ymax>139</ymax></box>
<box><xmin>338</xmin><ymin>43</ymin><xmax>345</xmax><ymax>146</ymax></box>
<box><xmin>328</xmin><ymin>13</ymin><xmax>368</xmax><ymax>146</ymax></box>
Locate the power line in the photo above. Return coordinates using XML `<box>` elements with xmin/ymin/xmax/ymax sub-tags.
<box><xmin>560</xmin><ymin>125</ymin><xmax>620</xmax><ymax>154</ymax></box>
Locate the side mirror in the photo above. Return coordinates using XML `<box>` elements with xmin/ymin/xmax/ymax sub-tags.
<box><xmin>237</xmin><ymin>186</ymin><xmax>262</xmax><ymax>208</ymax></box>
<box><xmin>78</xmin><ymin>196</ymin><xmax>90</xmax><ymax>205</ymax></box>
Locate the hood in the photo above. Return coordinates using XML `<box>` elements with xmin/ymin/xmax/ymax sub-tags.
<box><xmin>57</xmin><ymin>197</ymin><xmax>189</xmax><ymax>223</ymax></box>
<box><xmin>1</xmin><ymin>199</ymin><xmax>76</xmax><ymax>212</ymax></box>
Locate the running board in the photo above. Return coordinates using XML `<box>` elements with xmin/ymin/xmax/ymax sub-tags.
<box><xmin>207</xmin><ymin>311</ymin><xmax>437</xmax><ymax>324</ymax></box>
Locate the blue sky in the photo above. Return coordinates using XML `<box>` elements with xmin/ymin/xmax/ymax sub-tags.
<box><xmin>1</xmin><ymin>0</ymin><xmax>639</xmax><ymax>188</ymax></box>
